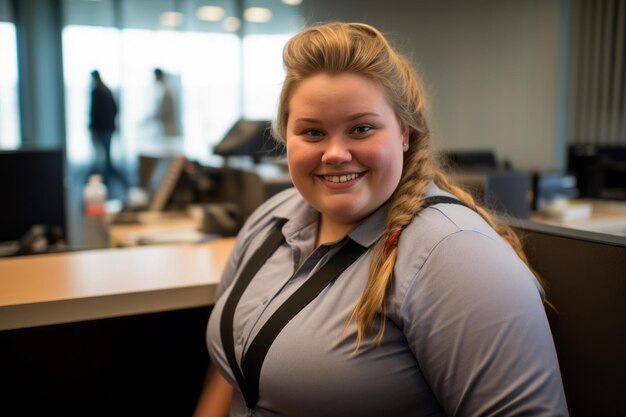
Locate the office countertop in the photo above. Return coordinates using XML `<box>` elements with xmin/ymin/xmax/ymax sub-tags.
<box><xmin>0</xmin><ymin>238</ymin><xmax>235</xmax><ymax>331</ymax></box>
<box><xmin>531</xmin><ymin>199</ymin><xmax>626</xmax><ymax>237</ymax></box>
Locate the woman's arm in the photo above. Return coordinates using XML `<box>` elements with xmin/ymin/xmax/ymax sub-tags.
<box><xmin>192</xmin><ymin>364</ymin><xmax>232</xmax><ymax>417</ymax></box>
<box><xmin>401</xmin><ymin>231</ymin><xmax>569</xmax><ymax>416</ymax></box>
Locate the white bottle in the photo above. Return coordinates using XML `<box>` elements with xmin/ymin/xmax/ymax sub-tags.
<box><xmin>84</xmin><ymin>174</ymin><xmax>107</xmax><ymax>216</ymax></box>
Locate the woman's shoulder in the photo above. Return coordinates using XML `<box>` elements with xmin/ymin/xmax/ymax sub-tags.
<box><xmin>400</xmin><ymin>200</ymin><xmax>503</xmax><ymax>258</ymax></box>
<box><xmin>392</xmin><ymin>200</ymin><xmax>534</xmax><ymax>298</ymax></box>
<box><xmin>389</xmin><ymin>200</ymin><xmax>542</xmax><ymax>328</ymax></box>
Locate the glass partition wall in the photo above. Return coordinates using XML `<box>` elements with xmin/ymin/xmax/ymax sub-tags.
<box><xmin>0</xmin><ymin>0</ymin><xmax>20</xmax><ymax>149</ymax></box>
<box><xmin>62</xmin><ymin>0</ymin><xmax>302</xmax><ymax>188</ymax></box>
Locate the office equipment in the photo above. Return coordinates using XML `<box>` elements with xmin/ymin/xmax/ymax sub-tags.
<box><xmin>147</xmin><ymin>154</ymin><xmax>186</xmax><ymax>211</ymax></box>
<box><xmin>0</xmin><ymin>224</ymin><xmax>65</xmax><ymax>257</ymax></box>
<box><xmin>532</xmin><ymin>171</ymin><xmax>579</xmax><ymax>211</ymax></box>
<box><xmin>441</xmin><ymin>149</ymin><xmax>531</xmax><ymax>218</ymax></box>
<box><xmin>137</xmin><ymin>155</ymin><xmax>229</xmax><ymax>210</ymax></box>
<box><xmin>112</xmin><ymin>154</ymin><xmax>187</xmax><ymax>224</ymax></box>
<box><xmin>199</xmin><ymin>203</ymin><xmax>243</xmax><ymax>237</ymax></box>
<box><xmin>0</xmin><ymin>148</ymin><xmax>66</xmax><ymax>243</ymax></box>
<box><xmin>449</xmin><ymin>171</ymin><xmax>532</xmax><ymax>219</ymax></box>
<box><xmin>214</xmin><ymin>119</ymin><xmax>284</xmax><ymax>162</ymax></box>
<box><xmin>113</xmin><ymin>155</ymin><xmax>292</xmax><ymax>233</ymax></box>
<box><xmin>568</xmin><ymin>144</ymin><xmax>626</xmax><ymax>200</ymax></box>
<box><xmin>510</xmin><ymin>219</ymin><xmax>626</xmax><ymax>416</ymax></box>
<box><xmin>483</xmin><ymin>171</ymin><xmax>532</xmax><ymax>218</ymax></box>
<box><xmin>441</xmin><ymin>149</ymin><xmax>499</xmax><ymax>171</ymax></box>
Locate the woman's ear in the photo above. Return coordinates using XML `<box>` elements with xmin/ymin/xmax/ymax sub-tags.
<box><xmin>401</xmin><ymin>125</ymin><xmax>410</xmax><ymax>152</ymax></box>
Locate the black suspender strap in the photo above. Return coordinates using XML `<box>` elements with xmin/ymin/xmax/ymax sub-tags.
<box><xmin>220</xmin><ymin>222</ymin><xmax>367</xmax><ymax>412</ymax></box>
<box><xmin>422</xmin><ymin>195</ymin><xmax>468</xmax><ymax>209</ymax></box>
<box><xmin>220</xmin><ymin>195</ymin><xmax>466</xmax><ymax>413</ymax></box>
<box><xmin>240</xmin><ymin>239</ymin><xmax>366</xmax><ymax>410</ymax></box>
<box><xmin>220</xmin><ymin>220</ymin><xmax>287</xmax><ymax>409</ymax></box>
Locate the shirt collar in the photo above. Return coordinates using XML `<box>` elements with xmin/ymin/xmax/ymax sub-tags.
<box><xmin>268</xmin><ymin>181</ymin><xmax>450</xmax><ymax>248</ymax></box>
<box><xmin>271</xmin><ymin>191</ymin><xmax>319</xmax><ymax>245</ymax></box>
<box><xmin>348</xmin><ymin>181</ymin><xmax>454</xmax><ymax>247</ymax></box>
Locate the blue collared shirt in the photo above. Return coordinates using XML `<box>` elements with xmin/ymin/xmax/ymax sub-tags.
<box><xmin>207</xmin><ymin>184</ymin><xmax>569</xmax><ymax>417</ymax></box>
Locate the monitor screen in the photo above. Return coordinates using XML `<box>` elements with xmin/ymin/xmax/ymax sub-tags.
<box><xmin>214</xmin><ymin>119</ymin><xmax>284</xmax><ymax>161</ymax></box>
<box><xmin>145</xmin><ymin>154</ymin><xmax>186</xmax><ymax>212</ymax></box>
<box><xmin>0</xmin><ymin>149</ymin><xmax>66</xmax><ymax>242</ymax></box>
<box><xmin>568</xmin><ymin>144</ymin><xmax>626</xmax><ymax>200</ymax></box>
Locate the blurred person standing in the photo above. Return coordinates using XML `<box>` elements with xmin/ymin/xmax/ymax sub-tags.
<box><xmin>88</xmin><ymin>70</ymin><xmax>128</xmax><ymax>195</ymax></box>
<box><xmin>153</xmin><ymin>68</ymin><xmax>179</xmax><ymax>137</ymax></box>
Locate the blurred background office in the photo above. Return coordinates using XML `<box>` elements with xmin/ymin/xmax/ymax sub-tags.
<box><xmin>1</xmin><ymin>3</ymin><xmax>625</xmax><ymax>414</ymax></box>
<box><xmin>1</xmin><ymin>0</ymin><xmax>625</xmax><ymax>250</ymax></box>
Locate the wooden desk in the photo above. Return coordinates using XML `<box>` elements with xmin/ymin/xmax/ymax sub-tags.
<box><xmin>107</xmin><ymin>211</ymin><xmax>201</xmax><ymax>247</ymax></box>
<box><xmin>531</xmin><ymin>200</ymin><xmax>626</xmax><ymax>236</ymax></box>
<box><xmin>0</xmin><ymin>238</ymin><xmax>234</xmax><ymax>331</ymax></box>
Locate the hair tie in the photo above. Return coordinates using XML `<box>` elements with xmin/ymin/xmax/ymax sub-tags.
<box><xmin>384</xmin><ymin>230</ymin><xmax>401</xmax><ymax>252</ymax></box>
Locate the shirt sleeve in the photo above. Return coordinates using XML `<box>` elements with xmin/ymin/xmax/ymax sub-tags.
<box><xmin>400</xmin><ymin>230</ymin><xmax>569</xmax><ymax>416</ymax></box>
<box><xmin>214</xmin><ymin>239</ymin><xmax>242</xmax><ymax>300</ymax></box>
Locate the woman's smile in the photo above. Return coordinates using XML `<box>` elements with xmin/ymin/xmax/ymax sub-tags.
<box><xmin>286</xmin><ymin>72</ymin><xmax>408</xmax><ymax>234</ymax></box>
<box><xmin>318</xmin><ymin>171</ymin><xmax>365</xmax><ymax>188</ymax></box>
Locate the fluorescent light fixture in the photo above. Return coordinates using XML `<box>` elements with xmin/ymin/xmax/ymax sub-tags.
<box><xmin>196</xmin><ymin>6</ymin><xmax>225</xmax><ymax>21</ymax></box>
<box><xmin>282</xmin><ymin>0</ymin><xmax>303</xmax><ymax>5</ymax></box>
<box><xmin>160</xmin><ymin>11</ymin><xmax>184</xmax><ymax>27</ymax></box>
<box><xmin>244</xmin><ymin>7</ymin><xmax>272</xmax><ymax>23</ymax></box>
<box><xmin>224</xmin><ymin>16</ymin><xmax>242</xmax><ymax>31</ymax></box>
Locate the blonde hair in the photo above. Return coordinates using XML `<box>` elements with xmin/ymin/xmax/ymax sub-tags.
<box><xmin>273</xmin><ymin>22</ymin><xmax>541</xmax><ymax>348</ymax></box>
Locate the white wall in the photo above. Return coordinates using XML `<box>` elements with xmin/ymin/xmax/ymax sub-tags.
<box><xmin>300</xmin><ymin>0</ymin><xmax>565</xmax><ymax>171</ymax></box>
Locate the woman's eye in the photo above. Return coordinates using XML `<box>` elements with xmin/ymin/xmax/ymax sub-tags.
<box><xmin>352</xmin><ymin>125</ymin><xmax>373</xmax><ymax>135</ymax></box>
<box><xmin>302</xmin><ymin>129</ymin><xmax>324</xmax><ymax>138</ymax></box>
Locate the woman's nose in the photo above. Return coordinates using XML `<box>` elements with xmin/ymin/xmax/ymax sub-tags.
<box><xmin>321</xmin><ymin>136</ymin><xmax>352</xmax><ymax>164</ymax></box>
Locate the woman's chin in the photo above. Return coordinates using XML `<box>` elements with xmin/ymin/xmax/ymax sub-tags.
<box><xmin>318</xmin><ymin>204</ymin><xmax>370</xmax><ymax>227</ymax></box>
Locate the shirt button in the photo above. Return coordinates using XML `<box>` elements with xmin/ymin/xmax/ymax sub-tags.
<box><xmin>237</xmin><ymin>336</ymin><xmax>244</xmax><ymax>346</ymax></box>
<box><xmin>261</xmin><ymin>296</ymin><xmax>269</xmax><ymax>305</ymax></box>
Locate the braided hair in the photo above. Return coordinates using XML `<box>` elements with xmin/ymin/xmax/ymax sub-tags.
<box><xmin>272</xmin><ymin>22</ymin><xmax>541</xmax><ymax>348</ymax></box>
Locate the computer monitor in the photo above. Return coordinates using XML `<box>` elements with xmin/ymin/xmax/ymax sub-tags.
<box><xmin>214</xmin><ymin>119</ymin><xmax>284</xmax><ymax>162</ymax></box>
<box><xmin>568</xmin><ymin>144</ymin><xmax>626</xmax><ymax>200</ymax></box>
<box><xmin>112</xmin><ymin>155</ymin><xmax>188</xmax><ymax>225</ymax></box>
<box><xmin>510</xmin><ymin>219</ymin><xmax>626</xmax><ymax>416</ymax></box>
<box><xmin>441</xmin><ymin>149</ymin><xmax>499</xmax><ymax>171</ymax></box>
<box><xmin>0</xmin><ymin>148</ymin><xmax>66</xmax><ymax>242</ymax></box>
<box><xmin>145</xmin><ymin>155</ymin><xmax>187</xmax><ymax>212</ymax></box>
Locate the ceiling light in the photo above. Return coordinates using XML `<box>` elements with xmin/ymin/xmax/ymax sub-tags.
<box><xmin>282</xmin><ymin>0</ymin><xmax>303</xmax><ymax>5</ymax></box>
<box><xmin>244</xmin><ymin>7</ymin><xmax>272</xmax><ymax>23</ymax></box>
<box><xmin>196</xmin><ymin>6</ymin><xmax>225</xmax><ymax>21</ymax></box>
<box><xmin>160</xmin><ymin>11</ymin><xmax>184</xmax><ymax>27</ymax></box>
<box><xmin>224</xmin><ymin>17</ymin><xmax>242</xmax><ymax>31</ymax></box>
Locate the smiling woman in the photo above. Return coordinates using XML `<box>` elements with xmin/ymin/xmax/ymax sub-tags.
<box><xmin>195</xmin><ymin>22</ymin><xmax>570</xmax><ymax>417</ymax></box>
<box><xmin>286</xmin><ymin>72</ymin><xmax>408</xmax><ymax>242</ymax></box>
